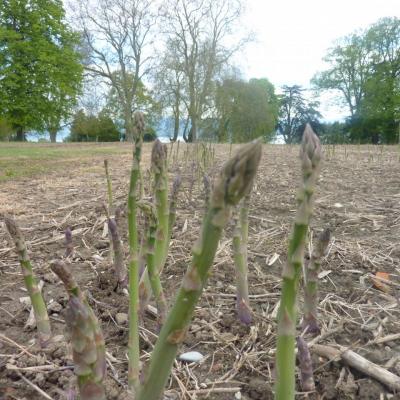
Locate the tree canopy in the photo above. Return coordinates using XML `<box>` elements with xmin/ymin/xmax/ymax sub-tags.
<box><xmin>277</xmin><ymin>85</ymin><xmax>322</xmax><ymax>144</ymax></box>
<box><xmin>215</xmin><ymin>77</ymin><xmax>279</xmax><ymax>142</ymax></box>
<box><xmin>313</xmin><ymin>17</ymin><xmax>400</xmax><ymax>144</ymax></box>
<box><xmin>0</xmin><ymin>0</ymin><xmax>83</xmax><ymax>141</ymax></box>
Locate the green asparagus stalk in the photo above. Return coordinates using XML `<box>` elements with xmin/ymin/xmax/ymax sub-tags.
<box><xmin>152</xmin><ymin>139</ymin><xmax>169</xmax><ymax>274</ymax></box>
<box><xmin>203</xmin><ymin>174</ymin><xmax>211</xmax><ymax>210</ymax></box>
<box><xmin>138</xmin><ymin>200</ymin><xmax>167</xmax><ymax>324</ymax></box>
<box><xmin>233</xmin><ymin>192</ymin><xmax>252</xmax><ymax>325</ymax></box>
<box><xmin>168</xmin><ymin>175</ymin><xmax>182</xmax><ymax>240</ymax></box>
<box><xmin>127</xmin><ymin>111</ymin><xmax>144</xmax><ymax>393</ymax></box>
<box><xmin>137</xmin><ymin>140</ymin><xmax>262</xmax><ymax>400</ymax></box>
<box><xmin>3</xmin><ymin>215</ymin><xmax>51</xmax><ymax>346</ymax></box>
<box><xmin>302</xmin><ymin>228</ymin><xmax>331</xmax><ymax>335</ymax></box>
<box><xmin>104</xmin><ymin>159</ymin><xmax>113</xmax><ymax>214</ymax></box>
<box><xmin>50</xmin><ymin>261</ymin><xmax>106</xmax><ymax>400</ymax></box>
<box><xmin>275</xmin><ymin>124</ymin><xmax>322</xmax><ymax>400</ymax></box>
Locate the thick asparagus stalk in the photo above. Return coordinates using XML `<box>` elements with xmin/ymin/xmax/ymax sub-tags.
<box><xmin>233</xmin><ymin>192</ymin><xmax>252</xmax><ymax>325</ymax></box>
<box><xmin>302</xmin><ymin>228</ymin><xmax>331</xmax><ymax>335</ymax></box>
<box><xmin>137</xmin><ymin>140</ymin><xmax>262</xmax><ymax>400</ymax></box>
<box><xmin>3</xmin><ymin>216</ymin><xmax>51</xmax><ymax>346</ymax></box>
<box><xmin>138</xmin><ymin>200</ymin><xmax>167</xmax><ymax>324</ymax></box>
<box><xmin>275</xmin><ymin>124</ymin><xmax>322</xmax><ymax>400</ymax></box>
<box><xmin>127</xmin><ymin>111</ymin><xmax>144</xmax><ymax>393</ymax></box>
<box><xmin>108</xmin><ymin>217</ymin><xmax>127</xmax><ymax>289</ymax></box>
<box><xmin>50</xmin><ymin>261</ymin><xmax>106</xmax><ymax>400</ymax></box>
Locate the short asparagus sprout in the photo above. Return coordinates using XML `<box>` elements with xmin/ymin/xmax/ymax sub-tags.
<box><xmin>50</xmin><ymin>261</ymin><xmax>106</xmax><ymax>400</ymax></box>
<box><xmin>275</xmin><ymin>124</ymin><xmax>322</xmax><ymax>400</ymax></box>
<box><xmin>137</xmin><ymin>140</ymin><xmax>262</xmax><ymax>400</ymax></box>
<box><xmin>302</xmin><ymin>228</ymin><xmax>331</xmax><ymax>335</ymax></box>
<box><xmin>296</xmin><ymin>336</ymin><xmax>315</xmax><ymax>392</ymax></box>
<box><xmin>108</xmin><ymin>217</ymin><xmax>127</xmax><ymax>290</ymax></box>
<box><xmin>233</xmin><ymin>192</ymin><xmax>252</xmax><ymax>325</ymax></box>
<box><xmin>65</xmin><ymin>227</ymin><xmax>73</xmax><ymax>258</ymax></box>
<box><xmin>3</xmin><ymin>215</ymin><xmax>52</xmax><ymax>346</ymax></box>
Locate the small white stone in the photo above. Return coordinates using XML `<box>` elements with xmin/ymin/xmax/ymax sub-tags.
<box><xmin>235</xmin><ymin>392</ymin><xmax>242</xmax><ymax>400</ymax></box>
<box><xmin>334</xmin><ymin>202</ymin><xmax>343</xmax><ymax>208</ymax></box>
<box><xmin>178</xmin><ymin>351</ymin><xmax>204</xmax><ymax>363</ymax></box>
<box><xmin>115</xmin><ymin>313</ymin><xmax>128</xmax><ymax>325</ymax></box>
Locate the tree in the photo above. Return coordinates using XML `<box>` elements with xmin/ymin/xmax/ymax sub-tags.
<box><xmin>313</xmin><ymin>17</ymin><xmax>400</xmax><ymax>143</ymax></box>
<box><xmin>360</xmin><ymin>18</ymin><xmax>400</xmax><ymax>143</ymax></box>
<box><xmin>160</xmin><ymin>0</ymin><xmax>248</xmax><ymax>142</ymax></box>
<box><xmin>277</xmin><ymin>85</ymin><xmax>322</xmax><ymax>144</ymax></box>
<box><xmin>0</xmin><ymin>0</ymin><xmax>83</xmax><ymax>142</ymax></box>
<box><xmin>105</xmin><ymin>72</ymin><xmax>161</xmax><ymax>137</ymax></box>
<box><xmin>152</xmin><ymin>49</ymin><xmax>188</xmax><ymax>142</ymax></box>
<box><xmin>75</xmin><ymin>0</ymin><xmax>156</xmax><ymax>141</ymax></box>
<box><xmin>312</xmin><ymin>33</ymin><xmax>370</xmax><ymax>118</ymax></box>
<box><xmin>215</xmin><ymin>77</ymin><xmax>279</xmax><ymax>142</ymax></box>
<box><xmin>68</xmin><ymin>109</ymin><xmax>120</xmax><ymax>141</ymax></box>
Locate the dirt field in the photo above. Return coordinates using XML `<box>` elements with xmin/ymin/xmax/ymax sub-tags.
<box><xmin>1</xmin><ymin>142</ymin><xmax>400</xmax><ymax>399</ymax></box>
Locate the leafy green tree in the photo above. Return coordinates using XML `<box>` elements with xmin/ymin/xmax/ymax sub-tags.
<box><xmin>0</xmin><ymin>0</ymin><xmax>83</xmax><ymax>141</ymax></box>
<box><xmin>215</xmin><ymin>77</ymin><xmax>279</xmax><ymax>142</ymax></box>
<box><xmin>312</xmin><ymin>33</ymin><xmax>370</xmax><ymax>118</ymax></box>
<box><xmin>0</xmin><ymin>117</ymin><xmax>13</xmax><ymax>141</ymax></box>
<box><xmin>277</xmin><ymin>85</ymin><xmax>322</xmax><ymax>144</ymax></box>
<box><xmin>313</xmin><ymin>17</ymin><xmax>400</xmax><ymax>143</ymax></box>
<box><xmin>68</xmin><ymin>109</ymin><xmax>120</xmax><ymax>142</ymax></box>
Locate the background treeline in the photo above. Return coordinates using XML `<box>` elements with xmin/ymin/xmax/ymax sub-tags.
<box><xmin>0</xmin><ymin>0</ymin><xmax>398</xmax><ymax>144</ymax></box>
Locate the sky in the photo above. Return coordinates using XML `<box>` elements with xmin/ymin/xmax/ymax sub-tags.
<box><xmin>240</xmin><ymin>0</ymin><xmax>400</xmax><ymax>121</ymax></box>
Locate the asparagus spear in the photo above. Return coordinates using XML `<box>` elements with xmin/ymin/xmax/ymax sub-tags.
<box><xmin>3</xmin><ymin>215</ymin><xmax>51</xmax><ymax>346</ymax></box>
<box><xmin>233</xmin><ymin>192</ymin><xmax>252</xmax><ymax>325</ymax></box>
<box><xmin>50</xmin><ymin>261</ymin><xmax>106</xmax><ymax>400</ymax></box>
<box><xmin>108</xmin><ymin>217</ymin><xmax>127</xmax><ymax>290</ymax></box>
<box><xmin>302</xmin><ymin>228</ymin><xmax>331</xmax><ymax>335</ymax></box>
<box><xmin>168</xmin><ymin>174</ymin><xmax>182</xmax><ymax>240</ymax></box>
<box><xmin>137</xmin><ymin>140</ymin><xmax>262</xmax><ymax>400</ymax></box>
<box><xmin>127</xmin><ymin>111</ymin><xmax>144</xmax><ymax>393</ymax></box>
<box><xmin>152</xmin><ymin>139</ymin><xmax>169</xmax><ymax>274</ymax></box>
<box><xmin>296</xmin><ymin>336</ymin><xmax>315</xmax><ymax>392</ymax></box>
<box><xmin>275</xmin><ymin>124</ymin><xmax>322</xmax><ymax>400</ymax></box>
<box><xmin>65</xmin><ymin>227</ymin><xmax>73</xmax><ymax>258</ymax></box>
<box><xmin>104</xmin><ymin>159</ymin><xmax>113</xmax><ymax>214</ymax></box>
<box><xmin>138</xmin><ymin>200</ymin><xmax>167</xmax><ymax>324</ymax></box>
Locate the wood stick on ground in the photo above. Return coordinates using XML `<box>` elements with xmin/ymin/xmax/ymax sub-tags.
<box><xmin>312</xmin><ymin>344</ymin><xmax>400</xmax><ymax>391</ymax></box>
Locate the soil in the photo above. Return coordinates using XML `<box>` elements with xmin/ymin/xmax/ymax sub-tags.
<box><xmin>1</xmin><ymin>143</ymin><xmax>400</xmax><ymax>399</ymax></box>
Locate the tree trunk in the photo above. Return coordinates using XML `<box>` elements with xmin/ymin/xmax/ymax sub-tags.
<box><xmin>171</xmin><ymin>107</ymin><xmax>179</xmax><ymax>142</ymax></box>
<box><xmin>16</xmin><ymin>127</ymin><xmax>26</xmax><ymax>141</ymax></box>
<box><xmin>49</xmin><ymin>130</ymin><xmax>57</xmax><ymax>143</ymax></box>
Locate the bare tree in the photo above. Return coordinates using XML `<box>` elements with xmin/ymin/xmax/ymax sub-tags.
<box><xmin>72</xmin><ymin>0</ymin><xmax>156</xmax><ymax>140</ymax></box>
<box><xmin>160</xmin><ymin>0</ymin><xmax>248</xmax><ymax>142</ymax></box>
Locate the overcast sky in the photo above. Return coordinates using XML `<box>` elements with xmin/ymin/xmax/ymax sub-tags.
<box><xmin>240</xmin><ymin>0</ymin><xmax>400</xmax><ymax>120</ymax></box>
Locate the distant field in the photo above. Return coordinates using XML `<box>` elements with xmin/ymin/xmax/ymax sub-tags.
<box><xmin>0</xmin><ymin>142</ymin><xmax>132</xmax><ymax>182</ymax></box>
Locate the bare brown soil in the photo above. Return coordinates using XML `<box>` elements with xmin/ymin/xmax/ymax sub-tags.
<box><xmin>1</xmin><ymin>143</ymin><xmax>400</xmax><ymax>399</ymax></box>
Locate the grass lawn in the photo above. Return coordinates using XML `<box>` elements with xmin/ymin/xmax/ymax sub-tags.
<box><xmin>0</xmin><ymin>142</ymin><xmax>131</xmax><ymax>182</ymax></box>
